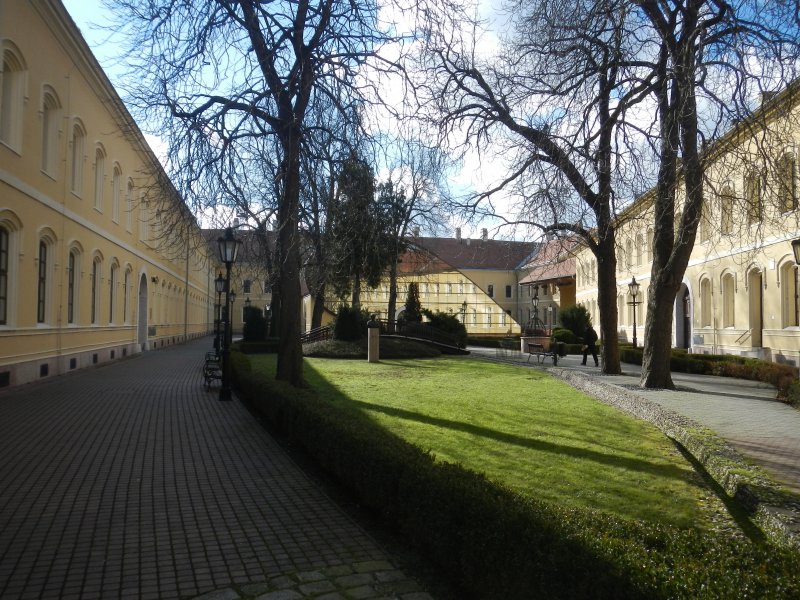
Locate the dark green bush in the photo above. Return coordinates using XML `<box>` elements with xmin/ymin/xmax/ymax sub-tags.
<box><xmin>422</xmin><ymin>309</ymin><xmax>468</xmax><ymax>348</ymax></box>
<box><xmin>231</xmin><ymin>352</ymin><xmax>800</xmax><ymax>599</ymax></box>
<box><xmin>235</xmin><ymin>338</ymin><xmax>279</xmax><ymax>354</ymax></box>
<box><xmin>558</xmin><ymin>304</ymin><xmax>592</xmax><ymax>338</ymax></box>
<box><xmin>242</xmin><ymin>309</ymin><xmax>267</xmax><ymax>342</ymax></box>
<box><xmin>551</xmin><ymin>327</ymin><xmax>578</xmax><ymax>344</ymax></box>
<box><xmin>333</xmin><ymin>304</ymin><xmax>367</xmax><ymax>341</ymax></box>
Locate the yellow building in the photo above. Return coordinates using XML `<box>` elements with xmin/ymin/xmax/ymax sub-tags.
<box><xmin>517</xmin><ymin>238</ymin><xmax>577</xmax><ymax>332</ymax></box>
<box><xmin>350</xmin><ymin>230</ymin><xmax>537</xmax><ymax>337</ymax></box>
<box><xmin>0</xmin><ymin>0</ymin><xmax>214</xmax><ymax>388</ymax></box>
<box><xmin>575</xmin><ymin>83</ymin><xmax>800</xmax><ymax>366</ymax></box>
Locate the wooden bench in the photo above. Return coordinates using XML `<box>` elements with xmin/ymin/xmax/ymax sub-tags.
<box><xmin>526</xmin><ymin>342</ymin><xmax>559</xmax><ymax>366</ymax></box>
<box><xmin>203</xmin><ymin>351</ymin><xmax>222</xmax><ymax>389</ymax></box>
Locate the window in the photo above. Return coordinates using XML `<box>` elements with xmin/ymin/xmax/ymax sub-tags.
<box><xmin>243</xmin><ymin>279</ymin><xmax>252</xmax><ymax>294</ymax></box>
<box><xmin>779</xmin><ymin>153</ymin><xmax>797</xmax><ymax>213</ymax></box>
<box><xmin>0</xmin><ymin>227</ymin><xmax>7</xmax><ymax>324</ymax></box>
<box><xmin>626</xmin><ymin>240</ymin><xmax>633</xmax><ymax>269</ymax></box>
<box><xmin>722</xmin><ymin>273</ymin><xmax>735</xmax><ymax>328</ymax></box>
<box><xmin>91</xmin><ymin>259</ymin><xmax>99</xmax><ymax>324</ymax></box>
<box><xmin>635</xmin><ymin>234</ymin><xmax>643</xmax><ymax>266</ymax></box>
<box><xmin>698</xmin><ymin>202</ymin><xmax>709</xmax><ymax>242</ymax></box>
<box><xmin>646</xmin><ymin>229</ymin><xmax>653</xmax><ymax>261</ymax></box>
<box><xmin>700</xmin><ymin>278</ymin><xmax>712</xmax><ymax>327</ymax></box>
<box><xmin>37</xmin><ymin>241</ymin><xmax>48</xmax><ymax>323</ymax></box>
<box><xmin>781</xmin><ymin>262</ymin><xmax>799</xmax><ymax>328</ymax></box>
<box><xmin>1</xmin><ymin>43</ymin><xmax>26</xmax><ymax>150</ymax></box>
<box><xmin>140</xmin><ymin>197</ymin><xmax>149</xmax><ymax>242</ymax></box>
<box><xmin>41</xmin><ymin>87</ymin><xmax>61</xmax><ymax>176</ymax></box>
<box><xmin>745</xmin><ymin>172</ymin><xmax>762</xmax><ymax>224</ymax></box>
<box><xmin>486</xmin><ymin>308</ymin><xmax>492</xmax><ymax>328</ymax></box>
<box><xmin>109</xmin><ymin>263</ymin><xmax>118</xmax><ymax>324</ymax></box>
<box><xmin>505</xmin><ymin>284</ymin><xmax>512</xmax><ymax>299</ymax></box>
<box><xmin>95</xmin><ymin>148</ymin><xmax>106</xmax><ymax>213</ymax></box>
<box><xmin>720</xmin><ymin>186</ymin><xmax>734</xmax><ymax>234</ymax></box>
<box><xmin>488</xmin><ymin>284</ymin><xmax>494</xmax><ymax>298</ymax></box>
<box><xmin>124</xmin><ymin>173</ymin><xmax>132</xmax><ymax>231</ymax></box>
<box><xmin>122</xmin><ymin>269</ymin><xmax>131</xmax><ymax>323</ymax></box>
<box><xmin>67</xmin><ymin>250</ymin><xmax>77</xmax><ymax>324</ymax></box>
<box><xmin>70</xmin><ymin>121</ymin><xmax>85</xmax><ymax>195</ymax></box>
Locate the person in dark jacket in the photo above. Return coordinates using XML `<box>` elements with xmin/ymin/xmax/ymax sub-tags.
<box><xmin>582</xmin><ymin>325</ymin><xmax>599</xmax><ymax>366</ymax></box>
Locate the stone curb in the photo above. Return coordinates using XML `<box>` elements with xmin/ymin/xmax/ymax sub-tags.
<box><xmin>548</xmin><ymin>366</ymin><xmax>800</xmax><ymax>548</ymax></box>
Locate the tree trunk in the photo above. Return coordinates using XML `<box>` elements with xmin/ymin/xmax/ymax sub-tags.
<box><xmin>311</xmin><ymin>282</ymin><xmax>326</xmax><ymax>330</ymax></box>
<box><xmin>596</xmin><ymin>235</ymin><xmax>621</xmax><ymax>375</ymax></box>
<box><xmin>387</xmin><ymin>257</ymin><xmax>398</xmax><ymax>332</ymax></box>
<box><xmin>351</xmin><ymin>272</ymin><xmax>361</xmax><ymax>309</ymax></box>
<box><xmin>641</xmin><ymin>275</ymin><xmax>678</xmax><ymax>389</ymax></box>
<box><xmin>275</xmin><ymin>138</ymin><xmax>303</xmax><ymax>387</ymax></box>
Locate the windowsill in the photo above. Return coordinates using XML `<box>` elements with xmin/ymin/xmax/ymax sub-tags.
<box><xmin>40</xmin><ymin>169</ymin><xmax>56</xmax><ymax>181</ymax></box>
<box><xmin>71</xmin><ymin>190</ymin><xmax>83</xmax><ymax>200</ymax></box>
<box><xmin>0</xmin><ymin>139</ymin><xmax>22</xmax><ymax>156</ymax></box>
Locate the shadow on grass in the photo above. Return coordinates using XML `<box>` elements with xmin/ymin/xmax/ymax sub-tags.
<box><xmin>347</xmin><ymin>399</ymin><xmax>690</xmax><ymax>481</ymax></box>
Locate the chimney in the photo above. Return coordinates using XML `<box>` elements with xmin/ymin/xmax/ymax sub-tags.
<box><xmin>413</xmin><ymin>226</ymin><xmax>420</xmax><ymax>237</ymax></box>
<box><xmin>456</xmin><ymin>227</ymin><xmax>461</xmax><ymax>241</ymax></box>
<box><xmin>481</xmin><ymin>228</ymin><xmax>488</xmax><ymax>241</ymax></box>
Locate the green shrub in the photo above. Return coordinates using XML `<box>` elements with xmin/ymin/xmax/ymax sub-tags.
<box><xmin>551</xmin><ymin>328</ymin><xmax>578</xmax><ymax>344</ymax></box>
<box><xmin>404</xmin><ymin>282</ymin><xmax>423</xmax><ymax>322</ymax></box>
<box><xmin>559</xmin><ymin>304</ymin><xmax>591</xmax><ymax>338</ymax></box>
<box><xmin>235</xmin><ymin>338</ymin><xmax>279</xmax><ymax>354</ymax></box>
<box><xmin>231</xmin><ymin>353</ymin><xmax>800</xmax><ymax>599</ymax></box>
<box><xmin>333</xmin><ymin>304</ymin><xmax>367</xmax><ymax>341</ymax></box>
<box><xmin>242</xmin><ymin>310</ymin><xmax>267</xmax><ymax>342</ymax></box>
<box><xmin>422</xmin><ymin>309</ymin><xmax>468</xmax><ymax>348</ymax></box>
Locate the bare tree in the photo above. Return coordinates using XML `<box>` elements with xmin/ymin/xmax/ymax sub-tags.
<box><xmin>110</xmin><ymin>0</ymin><xmax>392</xmax><ymax>385</ymax></box>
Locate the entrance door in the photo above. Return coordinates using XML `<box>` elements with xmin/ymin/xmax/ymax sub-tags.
<box><xmin>749</xmin><ymin>270</ymin><xmax>763</xmax><ymax>348</ymax></box>
<box><xmin>138</xmin><ymin>274</ymin><xmax>148</xmax><ymax>350</ymax></box>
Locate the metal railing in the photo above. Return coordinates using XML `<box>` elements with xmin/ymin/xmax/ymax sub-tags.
<box><xmin>300</xmin><ymin>325</ymin><xmax>332</xmax><ymax>344</ymax></box>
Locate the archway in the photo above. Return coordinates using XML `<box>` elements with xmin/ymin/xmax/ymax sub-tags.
<box><xmin>138</xmin><ymin>274</ymin><xmax>148</xmax><ymax>351</ymax></box>
<box><xmin>674</xmin><ymin>284</ymin><xmax>691</xmax><ymax>349</ymax></box>
<box><xmin>749</xmin><ymin>269</ymin><xmax>763</xmax><ymax>348</ymax></box>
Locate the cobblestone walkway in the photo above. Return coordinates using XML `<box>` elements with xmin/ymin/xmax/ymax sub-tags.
<box><xmin>0</xmin><ymin>339</ymin><xmax>433</xmax><ymax>600</ymax></box>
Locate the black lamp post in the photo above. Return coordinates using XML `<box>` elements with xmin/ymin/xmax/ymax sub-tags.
<box><xmin>531</xmin><ymin>285</ymin><xmax>542</xmax><ymax>331</ymax></box>
<box><xmin>792</xmin><ymin>239</ymin><xmax>800</xmax><ymax>265</ymax></box>
<box><xmin>214</xmin><ymin>272</ymin><xmax>225</xmax><ymax>353</ymax></box>
<box><xmin>461</xmin><ymin>300</ymin><xmax>468</xmax><ymax>324</ymax></box>
<box><xmin>217</xmin><ymin>227</ymin><xmax>242</xmax><ymax>401</ymax></box>
<box><xmin>628</xmin><ymin>276</ymin><xmax>641</xmax><ymax>348</ymax></box>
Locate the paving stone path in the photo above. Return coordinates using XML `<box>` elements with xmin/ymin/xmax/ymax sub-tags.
<box><xmin>0</xmin><ymin>339</ymin><xmax>433</xmax><ymax>600</ymax></box>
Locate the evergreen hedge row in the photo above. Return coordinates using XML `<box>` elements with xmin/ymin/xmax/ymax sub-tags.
<box><xmin>231</xmin><ymin>351</ymin><xmax>800</xmax><ymax>599</ymax></box>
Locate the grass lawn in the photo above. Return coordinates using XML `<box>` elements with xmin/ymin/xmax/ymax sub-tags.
<box><xmin>252</xmin><ymin>354</ymin><xmax>714</xmax><ymax>529</ymax></box>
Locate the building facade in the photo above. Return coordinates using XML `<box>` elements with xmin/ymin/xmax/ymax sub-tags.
<box><xmin>1</xmin><ymin>0</ymin><xmax>214</xmax><ymax>388</ymax></box>
<box><xmin>575</xmin><ymin>83</ymin><xmax>800</xmax><ymax>366</ymax></box>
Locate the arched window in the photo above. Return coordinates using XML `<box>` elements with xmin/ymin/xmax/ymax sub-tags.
<box><xmin>123</xmin><ymin>267</ymin><xmax>132</xmax><ymax>323</ymax></box>
<box><xmin>698</xmin><ymin>202</ymin><xmax>709</xmax><ymax>243</ymax></box>
<box><xmin>37</xmin><ymin>240</ymin><xmax>50</xmax><ymax>323</ymax></box>
<box><xmin>0</xmin><ymin>226</ymin><xmax>8</xmax><ymax>325</ymax></box>
<box><xmin>95</xmin><ymin>147</ymin><xmax>106</xmax><ymax>213</ymax></box>
<box><xmin>646</xmin><ymin>228</ymin><xmax>653</xmax><ymax>261</ymax></box>
<box><xmin>745</xmin><ymin>171</ymin><xmax>762</xmax><ymax>224</ymax></box>
<box><xmin>720</xmin><ymin>186</ymin><xmax>734</xmax><ymax>234</ymax></box>
<box><xmin>41</xmin><ymin>86</ymin><xmax>61</xmax><ymax>176</ymax></box>
<box><xmin>722</xmin><ymin>273</ymin><xmax>735</xmax><ymax>328</ymax></box>
<box><xmin>67</xmin><ymin>249</ymin><xmax>79</xmax><ymax>324</ymax></box>
<box><xmin>700</xmin><ymin>278</ymin><xmax>712</xmax><ymax>327</ymax></box>
<box><xmin>781</xmin><ymin>261</ymin><xmax>799</xmax><ymax>327</ymax></box>
<box><xmin>70</xmin><ymin>121</ymin><xmax>85</xmax><ymax>195</ymax></box>
<box><xmin>109</xmin><ymin>262</ymin><xmax>118</xmax><ymax>324</ymax></box>
<box><xmin>635</xmin><ymin>234</ymin><xmax>643</xmax><ymax>266</ymax></box>
<box><xmin>91</xmin><ymin>256</ymin><xmax>102</xmax><ymax>325</ymax></box>
<box><xmin>779</xmin><ymin>153</ymin><xmax>797</xmax><ymax>213</ymax></box>
<box><xmin>626</xmin><ymin>239</ymin><xmax>633</xmax><ymax>269</ymax></box>
<box><xmin>1</xmin><ymin>42</ymin><xmax>26</xmax><ymax>150</ymax></box>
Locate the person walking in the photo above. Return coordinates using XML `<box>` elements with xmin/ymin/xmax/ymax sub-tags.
<box><xmin>582</xmin><ymin>324</ymin><xmax>599</xmax><ymax>366</ymax></box>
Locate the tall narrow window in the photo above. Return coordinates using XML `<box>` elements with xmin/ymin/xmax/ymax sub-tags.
<box><xmin>123</xmin><ymin>269</ymin><xmax>130</xmax><ymax>323</ymax></box>
<box><xmin>109</xmin><ymin>264</ymin><xmax>117</xmax><ymax>324</ymax></box>
<box><xmin>720</xmin><ymin>186</ymin><xmax>734</xmax><ymax>234</ymax></box>
<box><xmin>243</xmin><ymin>279</ymin><xmax>252</xmax><ymax>294</ymax></box>
<box><xmin>488</xmin><ymin>284</ymin><xmax>494</xmax><ymax>298</ymax></box>
<box><xmin>700</xmin><ymin>278</ymin><xmax>711</xmax><ymax>327</ymax></box>
<box><xmin>0</xmin><ymin>227</ymin><xmax>8</xmax><ymax>325</ymax></box>
<box><xmin>124</xmin><ymin>171</ymin><xmax>132</xmax><ymax>231</ymax></box>
<box><xmin>37</xmin><ymin>241</ymin><xmax>47</xmax><ymax>323</ymax></box>
<box><xmin>722</xmin><ymin>273</ymin><xmax>735</xmax><ymax>328</ymax></box>
<box><xmin>91</xmin><ymin>259</ymin><xmax>99</xmax><ymax>324</ymax></box>
<box><xmin>41</xmin><ymin>88</ymin><xmax>61</xmax><ymax>176</ymax></box>
<box><xmin>505</xmin><ymin>284</ymin><xmax>512</xmax><ymax>298</ymax></box>
<box><xmin>70</xmin><ymin>122</ymin><xmax>85</xmax><ymax>195</ymax></box>
<box><xmin>95</xmin><ymin>148</ymin><xmax>106</xmax><ymax>212</ymax></box>
<box><xmin>699</xmin><ymin>202</ymin><xmax>709</xmax><ymax>242</ymax></box>
<box><xmin>779</xmin><ymin>154</ymin><xmax>797</xmax><ymax>213</ymax></box>
<box><xmin>626</xmin><ymin>239</ymin><xmax>633</xmax><ymax>269</ymax></box>
<box><xmin>745</xmin><ymin>172</ymin><xmax>762</xmax><ymax>224</ymax></box>
<box><xmin>67</xmin><ymin>251</ymin><xmax>76</xmax><ymax>324</ymax></box>
<box><xmin>635</xmin><ymin>234</ymin><xmax>643</xmax><ymax>266</ymax></box>
<box><xmin>782</xmin><ymin>262</ymin><xmax>799</xmax><ymax>327</ymax></box>
<box><xmin>1</xmin><ymin>44</ymin><xmax>25</xmax><ymax>150</ymax></box>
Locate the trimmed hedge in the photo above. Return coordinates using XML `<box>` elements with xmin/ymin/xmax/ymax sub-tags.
<box><xmin>619</xmin><ymin>347</ymin><xmax>798</xmax><ymax>397</ymax></box>
<box><xmin>233</xmin><ymin>338</ymin><xmax>280</xmax><ymax>354</ymax></box>
<box><xmin>231</xmin><ymin>352</ymin><xmax>800</xmax><ymax>599</ymax></box>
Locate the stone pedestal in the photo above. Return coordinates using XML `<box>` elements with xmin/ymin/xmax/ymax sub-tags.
<box><xmin>368</xmin><ymin>326</ymin><xmax>380</xmax><ymax>363</ymax></box>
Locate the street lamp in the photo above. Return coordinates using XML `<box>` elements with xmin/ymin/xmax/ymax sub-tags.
<box><xmin>792</xmin><ymin>238</ymin><xmax>800</xmax><ymax>265</ymax></box>
<box><xmin>531</xmin><ymin>285</ymin><xmax>542</xmax><ymax>331</ymax></box>
<box><xmin>217</xmin><ymin>227</ymin><xmax>242</xmax><ymax>401</ymax></box>
<box><xmin>214</xmin><ymin>272</ymin><xmax>225</xmax><ymax>354</ymax></box>
<box><xmin>461</xmin><ymin>300</ymin><xmax>468</xmax><ymax>323</ymax></box>
<box><xmin>628</xmin><ymin>276</ymin><xmax>641</xmax><ymax>348</ymax></box>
